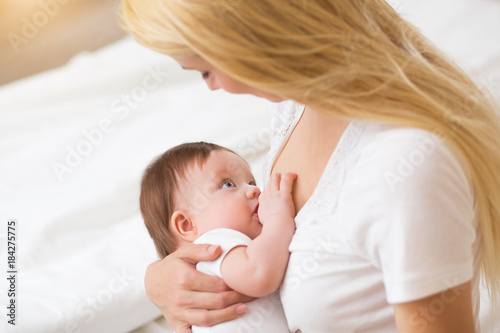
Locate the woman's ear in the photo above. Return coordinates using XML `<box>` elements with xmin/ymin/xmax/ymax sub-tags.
<box><xmin>171</xmin><ymin>210</ymin><xmax>200</xmax><ymax>242</ymax></box>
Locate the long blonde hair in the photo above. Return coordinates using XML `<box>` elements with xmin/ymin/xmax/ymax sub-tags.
<box><xmin>121</xmin><ymin>0</ymin><xmax>500</xmax><ymax>300</ymax></box>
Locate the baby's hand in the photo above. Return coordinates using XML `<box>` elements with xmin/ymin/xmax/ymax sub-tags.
<box><xmin>258</xmin><ymin>172</ymin><xmax>297</xmax><ymax>224</ymax></box>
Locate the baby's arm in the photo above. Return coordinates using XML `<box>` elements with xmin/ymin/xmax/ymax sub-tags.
<box><xmin>220</xmin><ymin>173</ymin><xmax>297</xmax><ymax>298</ymax></box>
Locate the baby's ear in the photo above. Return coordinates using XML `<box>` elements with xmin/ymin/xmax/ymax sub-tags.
<box><xmin>171</xmin><ymin>210</ymin><xmax>199</xmax><ymax>242</ymax></box>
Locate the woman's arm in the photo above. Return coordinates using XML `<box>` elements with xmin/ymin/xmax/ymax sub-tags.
<box><xmin>144</xmin><ymin>243</ymin><xmax>252</xmax><ymax>333</ymax></box>
<box><xmin>393</xmin><ymin>281</ymin><xmax>475</xmax><ymax>333</ymax></box>
<box><xmin>220</xmin><ymin>173</ymin><xmax>297</xmax><ymax>297</ymax></box>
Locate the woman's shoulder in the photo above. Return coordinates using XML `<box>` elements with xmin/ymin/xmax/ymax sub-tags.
<box><xmin>354</xmin><ymin>121</ymin><xmax>456</xmax><ymax>168</ymax></box>
<box><xmin>356</xmin><ymin>121</ymin><xmax>443</xmax><ymax>152</ymax></box>
<box><xmin>338</xmin><ymin>122</ymin><xmax>477</xmax><ymax>305</ymax></box>
<box><xmin>348</xmin><ymin>120</ymin><xmax>472</xmax><ymax>195</ymax></box>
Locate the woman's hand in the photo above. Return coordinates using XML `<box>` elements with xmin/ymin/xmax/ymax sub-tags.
<box><xmin>144</xmin><ymin>242</ymin><xmax>252</xmax><ymax>333</ymax></box>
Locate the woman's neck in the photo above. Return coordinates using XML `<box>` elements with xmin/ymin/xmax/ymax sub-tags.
<box><xmin>300</xmin><ymin>106</ymin><xmax>350</xmax><ymax>150</ymax></box>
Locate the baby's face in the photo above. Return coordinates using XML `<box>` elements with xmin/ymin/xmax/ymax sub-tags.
<box><xmin>178</xmin><ymin>150</ymin><xmax>262</xmax><ymax>239</ymax></box>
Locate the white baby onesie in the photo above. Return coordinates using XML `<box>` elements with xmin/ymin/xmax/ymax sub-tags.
<box><xmin>192</xmin><ymin>228</ymin><xmax>290</xmax><ymax>333</ymax></box>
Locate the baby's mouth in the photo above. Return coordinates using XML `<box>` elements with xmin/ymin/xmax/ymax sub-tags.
<box><xmin>252</xmin><ymin>204</ymin><xmax>259</xmax><ymax>220</ymax></box>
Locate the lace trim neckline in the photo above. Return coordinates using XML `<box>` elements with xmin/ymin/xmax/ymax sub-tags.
<box><xmin>266</xmin><ymin>102</ymin><xmax>364</xmax><ymax>221</ymax></box>
<box><xmin>295</xmin><ymin>119</ymin><xmax>363</xmax><ymax>221</ymax></box>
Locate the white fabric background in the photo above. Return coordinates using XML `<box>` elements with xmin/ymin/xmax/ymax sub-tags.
<box><xmin>0</xmin><ymin>0</ymin><xmax>499</xmax><ymax>332</ymax></box>
<box><xmin>0</xmin><ymin>38</ymin><xmax>273</xmax><ymax>333</ymax></box>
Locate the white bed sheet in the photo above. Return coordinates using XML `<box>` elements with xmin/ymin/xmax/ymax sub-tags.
<box><xmin>0</xmin><ymin>36</ymin><xmax>273</xmax><ymax>333</ymax></box>
<box><xmin>1</xmin><ymin>0</ymin><xmax>499</xmax><ymax>332</ymax></box>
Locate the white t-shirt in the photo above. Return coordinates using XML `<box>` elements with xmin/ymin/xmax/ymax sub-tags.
<box><xmin>192</xmin><ymin>228</ymin><xmax>290</xmax><ymax>333</ymax></box>
<box><xmin>264</xmin><ymin>101</ymin><xmax>480</xmax><ymax>332</ymax></box>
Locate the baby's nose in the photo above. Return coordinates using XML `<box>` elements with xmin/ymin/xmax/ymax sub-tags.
<box><xmin>247</xmin><ymin>185</ymin><xmax>261</xmax><ymax>199</ymax></box>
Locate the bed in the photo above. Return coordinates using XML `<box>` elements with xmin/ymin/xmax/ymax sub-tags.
<box><xmin>1</xmin><ymin>0</ymin><xmax>499</xmax><ymax>332</ymax></box>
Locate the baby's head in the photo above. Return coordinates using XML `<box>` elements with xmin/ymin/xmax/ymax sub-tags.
<box><xmin>140</xmin><ymin>142</ymin><xmax>262</xmax><ymax>258</ymax></box>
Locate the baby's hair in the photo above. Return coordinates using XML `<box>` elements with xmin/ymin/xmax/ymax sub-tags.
<box><xmin>140</xmin><ymin>142</ymin><xmax>235</xmax><ymax>258</ymax></box>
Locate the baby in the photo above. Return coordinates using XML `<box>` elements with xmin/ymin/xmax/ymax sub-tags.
<box><xmin>139</xmin><ymin>142</ymin><xmax>296</xmax><ymax>333</ymax></box>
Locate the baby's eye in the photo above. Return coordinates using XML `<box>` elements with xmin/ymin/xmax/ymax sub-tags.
<box><xmin>221</xmin><ymin>180</ymin><xmax>235</xmax><ymax>189</ymax></box>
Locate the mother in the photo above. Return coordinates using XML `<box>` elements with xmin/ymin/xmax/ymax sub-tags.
<box><xmin>121</xmin><ymin>1</ymin><xmax>500</xmax><ymax>332</ymax></box>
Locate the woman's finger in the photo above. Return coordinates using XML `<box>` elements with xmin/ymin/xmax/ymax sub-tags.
<box><xmin>182</xmin><ymin>289</ymin><xmax>254</xmax><ymax>309</ymax></box>
<box><xmin>175</xmin><ymin>242</ymin><xmax>223</xmax><ymax>265</ymax></box>
<box><xmin>186</xmin><ymin>270</ymin><xmax>231</xmax><ymax>293</ymax></box>
<box><xmin>183</xmin><ymin>303</ymin><xmax>248</xmax><ymax>328</ymax></box>
<box><xmin>169</xmin><ymin>321</ymin><xmax>192</xmax><ymax>333</ymax></box>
